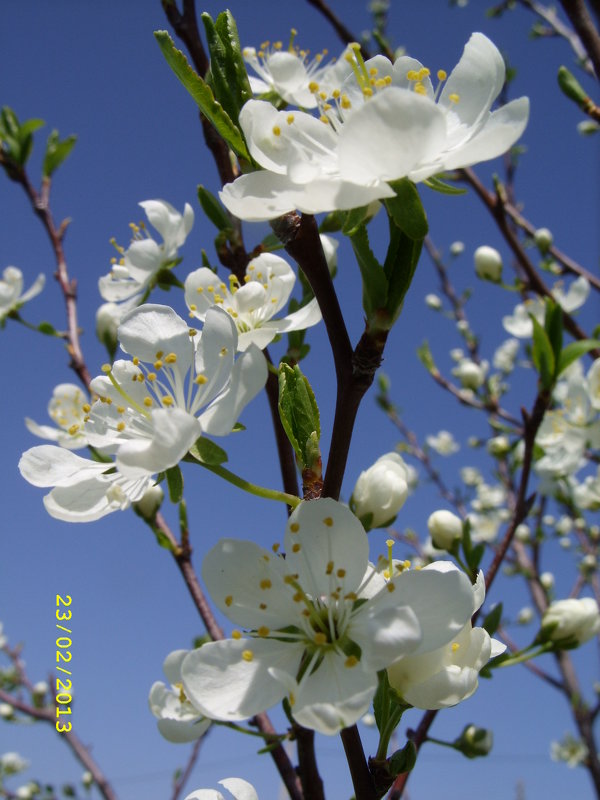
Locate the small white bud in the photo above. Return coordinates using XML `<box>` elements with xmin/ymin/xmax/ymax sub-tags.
<box><xmin>474</xmin><ymin>245</ymin><xmax>503</xmax><ymax>282</ymax></box>
<box><xmin>540</xmin><ymin>571</ymin><xmax>555</xmax><ymax>590</ymax></box>
<box><xmin>427</xmin><ymin>509</ymin><xmax>463</xmax><ymax>550</ymax></box>
<box><xmin>425</xmin><ymin>293</ymin><xmax>442</xmax><ymax>310</ymax></box>
<box><xmin>517</xmin><ymin>606</ymin><xmax>534</xmax><ymax>624</ymax></box>
<box><xmin>0</xmin><ymin>703</ymin><xmax>14</xmax><ymax>719</ymax></box>
<box><xmin>486</xmin><ymin>435</ymin><xmax>510</xmax><ymax>457</ymax></box>
<box><xmin>533</xmin><ymin>227</ymin><xmax>553</xmax><ymax>253</ymax></box>
<box><xmin>514</xmin><ymin>523</ymin><xmax>531</xmax><ymax>542</ymax></box>
<box><xmin>450</xmin><ymin>241</ymin><xmax>465</xmax><ymax>256</ymax></box>
<box><xmin>351</xmin><ymin>453</ymin><xmax>410</xmax><ymax>529</ymax></box>
<box><xmin>541</xmin><ymin>597</ymin><xmax>600</xmax><ymax>645</ymax></box>
<box><xmin>580</xmin><ymin>554</ymin><xmax>597</xmax><ymax>573</ymax></box>
<box><xmin>559</xmin><ymin>537</ymin><xmax>571</xmax><ymax>550</ymax></box>
<box><xmin>453</xmin><ymin>359</ymin><xmax>486</xmax><ymax>390</ymax></box>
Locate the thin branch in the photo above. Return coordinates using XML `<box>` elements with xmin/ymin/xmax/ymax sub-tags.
<box><xmin>304</xmin><ymin>0</ymin><xmax>373</xmax><ymax>58</ymax></box>
<box><xmin>171</xmin><ymin>737</ymin><xmax>204</xmax><ymax>800</ymax></box>
<box><xmin>519</xmin><ymin>0</ymin><xmax>595</xmax><ymax>73</ymax></box>
<box><xmin>559</xmin><ymin>0</ymin><xmax>600</xmax><ymax>78</ymax></box>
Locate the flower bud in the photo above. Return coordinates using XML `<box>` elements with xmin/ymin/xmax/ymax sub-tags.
<box><xmin>450</xmin><ymin>241</ymin><xmax>465</xmax><ymax>256</ymax></box>
<box><xmin>474</xmin><ymin>245</ymin><xmax>503</xmax><ymax>282</ymax></box>
<box><xmin>514</xmin><ymin>523</ymin><xmax>531</xmax><ymax>543</ymax></box>
<box><xmin>0</xmin><ymin>703</ymin><xmax>14</xmax><ymax>719</ymax></box>
<box><xmin>540</xmin><ymin>571</ymin><xmax>555</xmax><ymax>591</ymax></box>
<box><xmin>351</xmin><ymin>453</ymin><xmax>409</xmax><ymax>529</ymax></box>
<box><xmin>453</xmin><ymin>359</ymin><xmax>486</xmax><ymax>390</ymax></box>
<box><xmin>541</xmin><ymin>597</ymin><xmax>600</xmax><ymax>646</ymax></box>
<box><xmin>486</xmin><ymin>435</ymin><xmax>510</xmax><ymax>457</ymax></box>
<box><xmin>82</xmin><ymin>771</ymin><xmax>94</xmax><ymax>789</ymax></box>
<box><xmin>95</xmin><ymin>302</ymin><xmax>121</xmax><ymax>357</ymax></box>
<box><xmin>517</xmin><ymin>606</ymin><xmax>534</xmax><ymax>625</ymax></box>
<box><xmin>425</xmin><ymin>293</ymin><xmax>442</xmax><ymax>310</ymax></box>
<box><xmin>134</xmin><ymin>485</ymin><xmax>164</xmax><ymax>521</ymax></box>
<box><xmin>533</xmin><ymin>227</ymin><xmax>553</xmax><ymax>254</ymax></box>
<box><xmin>427</xmin><ymin>510</ymin><xmax>463</xmax><ymax>550</ymax></box>
<box><xmin>453</xmin><ymin>724</ymin><xmax>493</xmax><ymax>758</ymax></box>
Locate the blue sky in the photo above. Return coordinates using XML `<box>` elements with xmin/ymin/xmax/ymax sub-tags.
<box><xmin>1</xmin><ymin>1</ymin><xmax>598</xmax><ymax>799</ymax></box>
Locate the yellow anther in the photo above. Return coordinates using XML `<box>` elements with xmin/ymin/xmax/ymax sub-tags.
<box><xmin>345</xmin><ymin>655</ymin><xmax>359</xmax><ymax>668</ymax></box>
<box><xmin>116</xmin><ymin>422</ymin><xmax>125</xmax><ymax>432</ymax></box>
<box><xmin>418</xmin><ymin>67</ymin><xmax>430</xmax><ymax>79</ymax></box>
<box><xmin>154</xmin><ymin>360</ymin><xmax>163</xmax><ymax>370</ymax></box>
<box><xmin>326</xmin><ymin>561</ymin><xmax>334</xmax><ymax>575</ymax></box>
<box><xmin>155</xmin><ymin>351</ymin><xmax>164</xmax><ymax>359</ymax></box>
<box><xmin>165</xmin><ymin>353</ymin><xmax>177</xmax><ymax>364</ymax></box>
<box><xmin>449</xmin><ymin>93</ymin><xmax>460</xmax><ymax>103</ymax></box>
<box><xmin>414</xmin><ymin>83</ymin><xmax>427</xmax><ymax>96</ymax></box>
<box><xmin>437</xmin><ymin>69</ymin><xmax>447</xmax><ymax>81</ymax></box>
<box><xmin>293</xmin><ymin>591</ymin><xmax>303</xmax><ymax>602</ymax></box>
<box><xmin>272</xmin><ymin>125</ymin><xmax>281</xmax><ymax>136</ymax></box>
<box><xmin>257</xmin><ymin>626</ymin><xmax>270</xmax><ymax>637</ymax></box>
<box><xmin>314</xmin><ymin>632</ymin><xmax>327</xmax><ymax>645</ymax></box>
<box><xmin>137</xmin><ymin>374</ymin><xmax>144</xmax><ymax>382</ymax></box>
<box><xmin>286</xmin><ymin>113</ymin><xmax>295</xmax><ymax>125</ymax></box>
<box><xmin>117</xmin><ymin>406</ymin><xmax>125</xmax><ymax>414</ymax></box>
<box><xmin>225</xmin><ymin>595</ymin><xmax>233</xmax><ymax>606</ymax></box>
<box><xmin>242</xmin><ymin>650</ymin><xmax>254</xmax><ymax>662</ymax></box>
<box><xmin>308</xmin><ymin>81</ymin><xmax>320</xmax><ymax>93</ymax></box>
<box><xmin>147</xmin><ymin>373</ymin><xmax>156</xmax><ymax>382</ymax></box>
<box><xmin>259</xmin><ymin>602</ymin><xmax>267</xmax><ymax>610</ymax></box>
<box><xmin>272</xmin><ymin>543</ymin><xmax>280</xmax><ymax>553</ymax></box>
<box><xmin>196</xmin><ymin>287</ymin><xmax>204</xmax><ymax>294</ymax></box>
<box><xmin>337</xmin><ymin>568</ymin><xmax>346</xmax><ymax>578</ymax></box>
<box><xmin>323</xmin><ymin>102</ymin><xmax>332</xmax><ymax>111</ymax></box>
<box><xmin>162</xmin><ymin>396</ymin><xmax>174</xmax><ymax>407</ymax></box>
<box><xmin>341</xmin><ymin>95</ymin><xmax>352</xmax><ymax>109</ymax></box>
<box><xmin>451</xmin><ymin>642</ymin><xmax>460</xmax><ymax>652</ymax></box>
<box><xmin>375</xmin><ymin>78</ymin><xmax>387</xmax><ymax>89</ymax></box>
<box><xmin>232</xmin><ymin>629</ymin><xmax>241</xmax><ymax>639</ymax></box>
<box><xmin>189</xmin><ymin>304</ymin><xmax>197</xmax><ymax>311</ymax></box>
<box><xmin>369</xmin><ymin>67</ymin><xmax>378</xmax><ymax>76</ymax></box>
<box><xmin>386</xmin><ymin>582</ymin><xmax>396</xmax><ymax>592</ymax></box>
<box><xmin>101</xmin><ymin>363</ymin><xmax>111</xmax><ymax>374</ymax></box>
<box><xmin>220</xmin><ymin>347</ymin><xmax>229</xmax><ymax>356</ymax></box>
<box><xmin>318</xmin><ymin>91</ymin><xmax>328</xmax><ymax>100</ymax></box>
<box><xmin>384</xmin><ymin>75</ymin><xmax>392</xmax><ymax>85</ymax></box>
<box><xmin>344</xmin><ymin>592</ymin><xmax>358</xmax><ymax>601</ymax></box>
<box><xmin>132</xmin><ymin>357</ymin><xmax>139</xmax><ymax>365</ymax></box>
<box><xmin>144</xmin><ymin>397</ymin><xmax>153</xmax><ymax>407</ymax></box>
<box><xmin>82</xmin><ymin>404</ymin><xmax>91</xmax><ymax>413</ymax></box>
<box><xmin>289</xmin><ymin>522</ymin><xmax>300</xmax><ymax>533</ymax></box>
<box><xmin>195</xmin><ymin>374</ymin><xmax>207</xmax><ymax>385</ymax></box>
<box><xmin>289</xmin><ymin>691</ymin><xmax>296</xmax><ymax>706</ymax></box>
<box><xmin>292</xmin><ymin>543</ymin><xmax>301</xmax><ymax>553</ymax></box>
<box><xmin>332</xmin><ymin>89</ymin><xmax>340</xmax><ymax>99</ymax></box>
<box><xmin>259</xmin><ymin>579</ymin><xmax>272</xmax><ymax>590</ymax></box>
<box><xmin>68</xmin><ymin>424</ymin><xmax>79</xmax><ymax>435</ymax></box>
<box><xmin>323</xmin><ymin>517</ymin><xmax>333</xmax><ymax>527</ymax></box>
<box><xmin>189</xmin><ymin>328</ymin><xmax>197</xmax><ymax>337</ymax></box>
<box><xmin>273</xmin><ymin>41</ymin><xmax>282</xmax><ymax>50</ymax></box>
<box><xmin>302</xmin><ymin>608</ymin><xmax>310</xmax><ymax>617</ymax></box>
<box><xmin>362</xmin><ymin>87</ymin><xmax>373</xmax><ymax>97</ymax></box>
<box><xmin>406</xmin><ymin>70</ymin><xmax>419</xmax><ymax>81</ymax></box>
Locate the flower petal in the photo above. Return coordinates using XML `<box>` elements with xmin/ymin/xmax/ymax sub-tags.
<box><xmin>118</xmin><ymin>304</ymin><xmax>193</xmax><ymax>369</ymax></box>
<box><xmin>285</xmin><ymin>499</ymin><xmax>369</xmax><ymax>598</ymax></box>
<box><xmin>182</xmin><ymin>638</ymin><xmax>303</xmax><ymax>721</ymax></box>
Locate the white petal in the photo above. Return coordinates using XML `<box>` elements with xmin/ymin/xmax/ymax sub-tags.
<box><xmin>115</xmin><ymin>408</ymin><xmax>201</xmax><ymax>478</ymax></box>
<box><xmin>19</xmin><ymin>446</ymin><xmax>106</xmax><ymax>487</ymax></box>
<box><xmin>218</xmin><ymin>779</ymin><xmax>258</xmax><ymax>800</ymax></box>
<box><xmin>202</xmin><ymin>539</ymin><xmax>300</xmax><ymax>629</ymax></box>
<box><xmin>285</xmin><ymin>499</ymin><xmax>368</xmax><ymax>598</ymax></box>
<box><xmin>118</xmin><ymin>304</ymin><xmax>193</xmax><ymax>369</ymax></box>
<box><xmin>275</xmin><ymin>297</ymin><xmax>322</xmax><ymax>334</ymax></box>
<box><xmin>338</xmin><ymin>89</ymin><xmax>447</xmax><ymax>183</ymax></box>
<box><xmin>157</xmin><ymin>717</ymin><xmax>210</xmax><ymax>743</ymax></box>
<box><xmin>351</xmin><ymin>593</ymin><xmax>421</xmax><ymax>669</ymax></box>
<box><xmin>194</xmin><ymin>306</ymin><xmax>238</xmax><ymax>407</ymax></box>
<box><xmin>42</xmin><ymin>475</ymin><xmax>150</xmax><ymax>522</ymax></box>
<box><xmin>292</xmin><ymin>651</ymin><xmax>377</xmax><ymax>735</ymax></box>
<box><xmin>184</xmin><ymin>268</ymin><xmax>223</xmax><ymax>320</ymax></box>
<box><xmin>440</xmin><ymin>97</ymin><xmax>530</xmax><ymax>171</ymax></box>
<box><xmin>182</xmin><ymin>638</ymin><xmax>303</xmax><ymax>721</ymax></box>
<box><xmin>19</xmin><ymin>273</ymin><xmax>46</xmax><ymax>304</ymax></box>
<box><xmin>199</xmin><ymin>345</ymin><xmax>267</xmax><ymax>436</ymax></box>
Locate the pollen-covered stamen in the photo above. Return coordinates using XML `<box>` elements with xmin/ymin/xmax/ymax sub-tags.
<box><xmin>101</xmin><ymin>365</ymin><xmax>151</xmax><ymax>419</ymax></box>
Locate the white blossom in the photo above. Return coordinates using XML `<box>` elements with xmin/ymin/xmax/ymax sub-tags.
<box><xmin>0</xmin><ymin>266</ymin><xmax>45</xmax><ymax>322</ymax></box>
<box><xmin>181</xmin><ymin>499</ymin><xmax>474</xmax><ymax>735</ymax></box>
<box><xmin>502</xmin><ymin>277</ymin><xmax>590</xmax><ymax>338</ymax></box>
<box><xmin>426</xmin><ymin>430</ymin><xmax>459</xmax><ymax>455</ymax></box>
<box><xmin>427</xmin><ymin>510</ymin><xmax>463</xmax><ymax>550</ymax></box>
<box><xmin>350</xmin><ymin>452</ymin><xmax>410</xmax><ymax>529</ymax></box>
<box><xmin>149</xmin><ymin>650</ymin><xmax>211</xmax><ymax>743</ymax></box>
<box><xmin>25</xmin><ymin>384</ymin><xmax>90</xmax><ymax>450</ymax></box>
<box><xmin>221</xmin><ymin>33</ymin><xmax>529</xmax><ymax>220</ymax></box>
<box><xmin>186</xmin><ymin>778</ymin><xmax>258</xmax><ymax>800</ymax></box>
<box><xmin>473</xmin><ymin>245</ymin><xmax>502</xmax><ymax>282</ymax></box>
<box><xmin>550</xmin><ymin>733</ymin><xmax>589</xmax><ymax>768</ymax></box>
<box><xmin>185</xmin><ymin>252</ymin><xmax>321</xmax><ymax>351</ymax></box>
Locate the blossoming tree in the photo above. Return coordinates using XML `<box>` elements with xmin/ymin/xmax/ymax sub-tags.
<box><xmin>1</xmin><ymin>1</ymin><xmax>599</xmax><ymax>799</ymax></box>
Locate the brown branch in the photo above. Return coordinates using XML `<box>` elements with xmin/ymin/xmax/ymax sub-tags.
<box><xmin>559</xmin><ymin>0</ymin><xmax>600</xmax><ymax>78</ymax></box>
<box><xmin>341</xmin><ymin>726</ymin><xmax>377</xmax><ymax>800</ymax></box>
<box><xmin>171</xmin><ymin>737</ymin><xmax>204</xmax><ymax>800</ymax></box>
<box><xmin>304</xmin><ymin>0</ymin><xmax>373</xmax><ymax>58</ymax></box>
<box><xmin>459</xmin><ymin>168</ymin><xmax>600</xmax><ymax>359</ymax></box>
<box><xmin>519</xmin><ymin>0</ymin><xmax>595</xmax><ymax>73</ymax></box>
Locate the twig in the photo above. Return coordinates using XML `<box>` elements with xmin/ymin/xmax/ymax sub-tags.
<box><xmin>559</xmin><ymin>0</ymin><xmax>600</xmax><ymax>78</ymax></box>
<box><xmin>519</xmin><ymin>0</ymin><xmax>595</xmax><ymax>73</ymax></box>
<box><xmin>304</xmin><ymin>0</ymin><xmax>374</xmax><ymax>58</ymax></box>
<box><xmin>171</xmin><ymin>737</ymin><xmax>204</xmax><ymax>800</ymax></box>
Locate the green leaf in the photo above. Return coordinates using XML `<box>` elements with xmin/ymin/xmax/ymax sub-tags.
<box><xmin>416</xmin><ymin>340</ymin><xmax>436</xmax><ymax>373</ymax></box>
<box><xmin>543</xmin><ymin>298</ymin><xmax>563</xmax><ymax>362</ymax></box>
<box><xmin>37</xmin><ymin>321</ymin><xmax>59</xmax><ymax>336</ymax></box>
<box><xmin>188</xmin><ymin>436</ymin><xmax>229</xmax><ymax>465</ymax></box>
<box><xmin>388</xmin><ymin>740</ymin><xmax>417</xmax><ymax>776</ymax></box>
<box><xmin>342</xmin><ymin>204</ymin><xmax>373</xmax><ymax>237</ymax></box>
<box><xmin>349</xmin><ymin>225</ymin><xmax>387</xmax><ymax>321</ymax></box>
<box><xmin>319</xmin><ymin>210</ymin><xmax>346</xmax><ymax>233</ymax></box>
<box><xmin>151</xmin><ymin>526</ymin><xmax>176</xmax><ymax>552</ymax></box>
<box><xmin>43</xmin><ymin>130</ymin><xmax>77</xmax><ymax>177</ymax></box>
<box><xmin>165</xmin><ymin>465</ymin><xmax>184</xmax><ymax>503</ymax></box>
<box><xmin>530</xmin><ymin>314</ymin><xmax>555</xmax><ymax>389</ymax></box>
<box><xmin>154</xmin><ymin>30</ymin><xmax>250</xmax><ymax>160</ymax></box>
<box><xmin>423</xmin><ymin>174</ymin><xmax>467</xmax><ymax>195</ymax></box>
<box><xmin>197</xmin><ymin>184</ymin><xmax>232</xmax><ymax>231</ymax></box>
<box><xmin>278</xmin><ymin>363</ymin><xmax>321</xmax><ymax>467</ymax></box>
<box><xmin>557</xmin><ymin>339</ymin><xmax>600</xmax><ymax>376</ymax></box>
<box><xmin>481</xmin><ymin>603</ymin><xmax>503</xmax><ymax>637</ymax></box>
<box><xmin>210</xmin><ymin>11</ymin><xmax>253</xmax><ymax>118</ymax></box>
<box><xmin>385</xmin><ymin>178</ymin><xmax>428</xmax><ymax>240</ymax></box>
<box><xmin>383</xmin><ymin>220</ymin><xmax>423</xmax><ymax>324</ymax></box>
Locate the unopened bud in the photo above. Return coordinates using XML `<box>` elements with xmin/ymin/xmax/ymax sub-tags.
<box><xmin>351</xmin><ymin>453</ymin><xmax>409</xmax><ymax>530</ymax></box>
<box><xmin>533</xmin><ymin>227</ymin><xmax>553</xmax><ymax>254</ymax></box>
<box><xmin>474</xmin><ymin>245</ymin><xmax>502</xmax><ymax>282</ymax></box>
<box><xmin>454</xmin><ymin>724</ymin><xmax>493</xmax><ymax>758</ymax></box>
<box><xmin>541</xmin><ymin>597</ymin><xmax>600</xmax><ymax>646</ymax></box>
<box><xmin>427</xmin><ymin>509</ymin><xmax>463</xmax><ymax>550</ymax></box>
